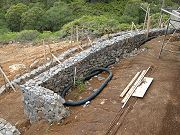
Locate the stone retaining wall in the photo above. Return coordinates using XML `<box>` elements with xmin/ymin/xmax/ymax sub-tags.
<box><xmin>0</xmin><ymin>118</ymin><xmax>20</xmax><ymax>135</ymax></box>
<box><xmin>0</xmin><ymin>47</ymin><xmax>79</xmax><ymax>95</ymax></box>
<box><xmin>20</xmin><ymin>28</ymin><xmax>173</xmax><ymax>123</ymax></box>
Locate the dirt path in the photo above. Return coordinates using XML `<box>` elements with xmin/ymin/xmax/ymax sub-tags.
<box><xmin>0</xmin><ymin>36</ymin><xmax>179</xmax><ymax>135</ymax></box>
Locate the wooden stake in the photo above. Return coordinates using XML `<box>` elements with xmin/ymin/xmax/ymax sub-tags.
<box><xmin>70</xmin><ymin>27</ymin><xmax>73</xmax><ymax>46</ymax></box>
<box><xmin>146</xmin><ymin>8</ymin><xmax>151</xmax><ymax>38</ymax></box>
<box><xmin>0</xmin><ymin>69</ymin><xmax>7</xmax><ymax>90</ymax></box>
<box><xmin>120</xmin><ymin>71</ymin><xmax>141</xmax><ymax>97</ymax></box>
<box><xmin>51</xmin><ymin>54</ymin><xmax>61</xmax><ymax>64</ymax></box>
<box><xmin>74</xmin><ymin>67</ymin><xmax>77</xmax><ymax>85</ymax></box>
<box><xmin>87</xmin><ymin>36</ymin><xmax>92</xmax><ymax>45</ymax></box>
<box><xmin>131</xmin><ymin>22</ymin><xmax>139</xmax><ymax>32</ymax></box>
<box><xmin>43</xmin><ymin>40</ymin><xmax>47</xmax><ymax>61</ymax></box>
<box><xmin>143</xmin><ymin>5</ymin><xmax>149</xmax><ymax>30</ymax></box>
<box><xmin>0</xmin><ymin>66</ymin><xmax>16</xmax><ymax>91</ymax></box>
<box><xmin>159</xmin><ymin>0</ymin><xmax>165</xmax><ymax>28</ymax></box>
<box><xmin>76</xmin><ymin>25</ymin><xmax>79</xmax><ymax>42</ymax></box>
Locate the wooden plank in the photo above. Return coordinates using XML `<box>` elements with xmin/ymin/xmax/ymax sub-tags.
<box><xmin>120</xmin><ymin>71</ymin><xmax>141</xmax><ymax>97</ymax></box>
<box><xmin>121</xmin><ymin>67</ymin><xmax>151</xmax><ymax>108</ymax></box>
<box><xmin>132</xmin><ymin>77</ymin><xmax>153</xmax><ymax>98</ymax></box>
<box><xmin>0</xmin><ymin>66</ymin><xmax>16</xmax><ymax>92</ymax></box>
<box><xmin>121</xmin><ymin>70</ymin><xmax>147</xmax><ymax>103</ymax></box>
<box><xmin>161</xmin><ymin>8</ymin><xmax>180</xmax><ymax>19</ymax></box>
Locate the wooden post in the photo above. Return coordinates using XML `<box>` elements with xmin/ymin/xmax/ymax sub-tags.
<box><xmin>47</xmin><ymin>44</ymin><xmax>62</xmax><ymax>64</ymax></box>
<box><xmin>76</xmin><ymin>25</ymin><xmax>79</xmax><ymax>42</ymax></box>
<box><xmin>0</xmin><ymin>66</ymin><xmax>16</xmax><ymax>91</ymax></box>
<box><xmin>43</xmin><ymin>40</ymin><xmax>47</xmax><ymax>61</ymax></box>
<box><xmin>131</xmin><ymin>22</ymin><xmax>133</xmax><ymax>32</ymax></box>
<box><xmin>159</xmin><ymin>0</ymin><xmax>165</xmax><ymax>28</ymax></box>
<box><xmin>131</xmin><ymin>22</ymin><xmax>139</xmax><ymax>32</ymax></box>
<box><xmin>70</xmin><ymin>27</ymin><xmax>73</xmax><ymax>46</ymax></box>
<box><xmin>143</xmin><ymin>5</ymin><xmax>149</xmax><ymax>30</ymax></box>
<box><xmin>0</xmin><ymin>68</ymin><xmax>7</xmax><ymax>90</ymax></box>
<box><xmin>74</xmin><ymin>67</ymin><xmax>77</xmax><ymax>85</ymax></box>
<box><xmin>87</xmin><ymin>36</ymin><xmax>92</xmax><ymax>45</ymax></box>
<box><xmin>146</xmin><ymin>7</ymin><xmax>151</xmax><ymax>38</ymax></box>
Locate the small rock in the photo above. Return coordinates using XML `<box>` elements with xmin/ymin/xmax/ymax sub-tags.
<box><xmin>93</xmin><ymin>89</ymin><xmax>98</xmax><ymax>92</ymax></box>
<box><xmin>5</xmin><ymin>131</ymin><xmax>13</xmax><ymax>135</ymax></box>
<box><xmin>83</xmin><ymin>101</ymin><xmax>90</xmax><ymax>108</ymax></box>
<box><xmin>100</xmin><ymin>99</ymin><xmax>107</xmax><ymax>105</ymax></box>
<box><xmin>88</xmin><ymin>87</ymin><xmax>93</xmax><ymax>91</ymax></box>
<box><xmin>98</xmin><ymin>76</ymin><xmax>105</xmax><ymax>81</ymax></box>
<box><xmin>116</xmin><ymin>58</ymin><xmax>119</xmax><ymax>62</ymax></box>
<box><xmin>9</xmin><ymin>64</ymin><xmax>26</xmax><ymax>72</ymax></box>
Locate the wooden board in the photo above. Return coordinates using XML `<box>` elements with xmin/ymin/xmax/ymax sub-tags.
<box><xmin>120</xmin><ymin>71</ymin><xmax>141</xmax><ymax>97</ymax></box>
<box><xmin>132</xmin><ymin>77</ymin><xmax>153</xmax><ymax>98</ymax></box>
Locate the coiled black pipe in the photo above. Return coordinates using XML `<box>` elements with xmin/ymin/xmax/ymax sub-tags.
<box><xmin>61</xmin><ymin>67</ymin><xmax>113</xmax><ymax>106</ymax></box>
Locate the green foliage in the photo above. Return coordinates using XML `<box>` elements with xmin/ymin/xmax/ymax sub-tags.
<box><xmin>0</xmin><ymin>32</ymin><xmax>17</xmax><ymax>43</ymax></box>
<box><xmin>118</xmin><ymin>23</ymin><xmax>131</xmax><ymax>31</ymax></box>
<box><xmin>42</xmin><ymin>1</ymin><xmax>73</xmax><ymax>31</ymax></box>
<box><xmin>21</xmin><ymin>6</ymin><xmax>45</xmax><ymax>30</ymax></box>
<box><xmin>0</xmin><ymin>0</ymin><xmax>179</xmax><ymax>43</ymax></box>
<box><xmin>151</xmin><ymin>13</ymin><xmax>169</xmax><ymax>28</ymax></box>
<box><xmin>118</xmin><ymin>15</ymin><xmax>139</xmax><ymax>24</ymax></box>
<box><xmin>0</xmin><ymin>28</ymin><xmax>10</xmax><ymax>35</ymax></box>
<box><xmin>75</xmin><ymin>79</ymin><xmax>86</xmax><ymax>93</ymax></box>
<box><xmin>123</xmin><ymin>0</ymin><xmax>145</xmax><ymax>24</ymax></box>
<box><xmin>37</xmin><ymin>31</ymin><xmax>53</xmax><ymax>40</ymax></box>
<box><xmin>5</xmin><ymin>3</ymin><xmax>28</xmax><ymax>31</ymax></box>
<box><xmin>15</xmin><ymin>30</ymin><xmax>40</xmax><ymax>42</ymax></box>
<box><xmin>62</xmin><ymin>15</ymin><xmax>120</xmax><ymax>36</ymax></box>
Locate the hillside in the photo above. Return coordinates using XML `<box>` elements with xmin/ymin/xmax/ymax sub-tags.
<box><xmin>0</xmin><ymin>0</ymin><xmax>179</xmax><ymax>44</ymax></box>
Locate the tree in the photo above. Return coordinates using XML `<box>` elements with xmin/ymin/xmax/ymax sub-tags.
<box><xmin>123</xmin><ymin>0</ymin><xmax>145</xmax><ymax>24</ymax></box>
<box><xmin>21</xmin><ymin>6</ymin><xmax>45</xmax><ymax>31</ymax></box>
<box><xmin>42</xmin><ymin>1</ymin><xmax>73</xmax><ymax>31</ymax></box>
<box><xmin>5</xmin><ymin>3</ymin><xmax>28</xmax><ymax>31</ymax></box>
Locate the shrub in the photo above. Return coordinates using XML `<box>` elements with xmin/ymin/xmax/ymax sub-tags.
<box><xmin>118</xmin><ymin>15</ymin><xmax>139</xmax><ymax>24</ymax></box>
<box><xmin>151</xmin><ymin>13</ymin><xmax>169</xmax><ymax>28</ymax></box>
<box><xmin>0</xmin><ymin>32</ymin><xmax>17</xmax><ymax>43</ymax></box>
<box><xmin>0</xmin><ymin>28</ymin><xmax>10</xmax><ymax>34</ymax></box>
<box><xmin>42</xmin><ymin>1</ymin><xmax>73</xmax><ymax>31</ymax></box>
<box><xmin>15</xmin><ymin>30</ymin><xmax>40</xmax><ymax>42</ymax></box>
<box><xmin>123</xmin><ymin>0</ymin><xmax>145</xmax><ymax>24</ymax></box>
<box><xmin>62</xmin><ymin>15</ymin><xmax>120</xmax><ymax>36</ymax></box>
<box><xmin>118</xmin><ymin>23</ymin><xmax>131</xmax><ymax>31</ymax></box>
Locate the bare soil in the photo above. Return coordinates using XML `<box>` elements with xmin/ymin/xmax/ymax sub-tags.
<box><xmin>0</xmin><ymin>41</ymin><xmax>77</xmax><ymax>86</ymax></box>
<box><xmin>0</xmin><ymin>36</ymin><xmax>179</xmax><ymax>135</ymax></box>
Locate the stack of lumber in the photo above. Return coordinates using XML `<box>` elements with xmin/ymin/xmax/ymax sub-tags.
<box><xmin>120</xmin><ymin>66</ymin><xmax>153</xmax><ymax>108</ymax></box>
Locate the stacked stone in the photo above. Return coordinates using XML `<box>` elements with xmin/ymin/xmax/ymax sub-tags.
<box><xmin>0</xmin><ymin>118</ymin><xmax>20</xmax><ymax>135</ymax></box>
<box><xmin>20</xmin><ymin>28</ymin><xmax>174</xmax><ymax>123</ymax></box>
<box><xmin>20</xmin><ymin>85</ymin><xmax>69</xmax><ymax>123</ymax></box>
<box><xmin>0</xmin><ymin>47</ymin><xmax>78</xmax><ymax>95</ymax></box>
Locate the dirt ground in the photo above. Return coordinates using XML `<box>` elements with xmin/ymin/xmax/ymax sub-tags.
<box><xmin>0</xmin><ymin>36</ymin><xmax>179</xmax><ymax>135</ymax></box>
<box><xmin>0</xmin><ymin>41</ymin><xmax>77</xmax><ymax>86</ymax></box>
